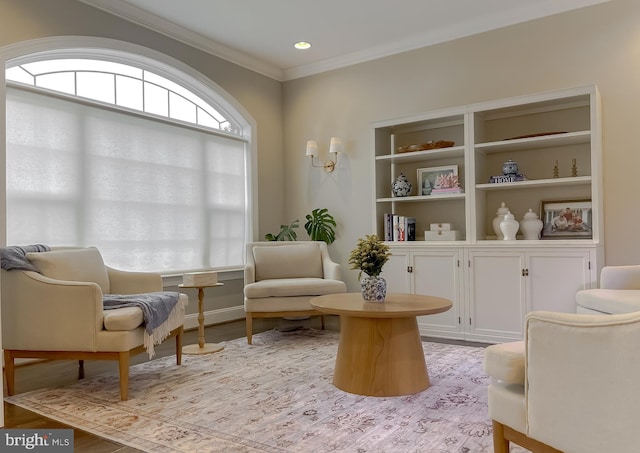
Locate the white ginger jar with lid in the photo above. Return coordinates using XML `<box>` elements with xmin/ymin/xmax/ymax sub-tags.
<box><xmin>521</xmin><ymin>209</ymin><xmax>543</xmax><ymax>240</ymax></box>
<box><xmin>500</xmin><ymin>211</ymin><xmax>519</xmax><ymax>241</ymax></box>
<box><xmin>492</xmin><ymin>202</ymin><xmax>510</xmax><ymax>239</ymax></box>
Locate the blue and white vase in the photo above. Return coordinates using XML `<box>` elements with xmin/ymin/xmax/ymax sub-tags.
<box><xmin>502</xmin><ymin>160</ymin><xmax>519</xmax><ymax>176</ymax></box>
<box><xmin>392</xmin><ymin>173</ymin><xmax>412</xmax><ymax>197</ymax></box>
<box><xmin>361</xmin><ymin>275</ymin><xmax>387</xmax><ymax>302</ymax></box>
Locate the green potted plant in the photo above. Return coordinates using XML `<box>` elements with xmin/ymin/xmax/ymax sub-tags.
<box><xmin>304</xmin><ymin>208</ymin><xmax>336</xmax><ymax>244</ymax></box>
<box><xmin>265</xmin><ymin>208</ymin><xmax>337</xmax><ymax>243</ymax></box>
<box><xmin>348</xmin><ymin>234</ymin><xmax>391</xmax><ymax>301</ymax></box>
<box><xmin>264</xmin><ymin>219</ymin><xmax>300</xmax><ymax>241</ymax></box>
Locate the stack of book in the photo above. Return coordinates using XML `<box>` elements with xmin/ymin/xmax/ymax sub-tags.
<box><xmin>488</xmin><ymin>174</ymin><xmax>527</xmax><ymax>183</ymax></box>
<box><xmin>384</xmin><ymin>214</ymin><xmax>416</xmax><ymax>241</ymax></box>
<box><xmin>431</xmin><ymin>187</ymin><xmax>464</xmax><ymax>194</ymax></box>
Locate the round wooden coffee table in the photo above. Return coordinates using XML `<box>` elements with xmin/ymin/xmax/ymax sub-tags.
<box><xmin>310</xmin><ymin>293</ymin><xmax>452</xmax><ymax>397</ymax></box>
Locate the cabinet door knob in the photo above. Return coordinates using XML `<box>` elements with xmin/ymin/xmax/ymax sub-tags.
<box><xmin>407</xmin><ymin>266</ymin><xmax>413</xmax><ymax>273</ymax></box>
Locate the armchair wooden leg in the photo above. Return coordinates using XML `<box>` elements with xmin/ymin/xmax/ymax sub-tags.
<box><xmin>497</xmin><ymin>420</ymin><xmax>563</xmax><ymax>453</ymax></box>
<box><xmin>78</xmin><ymin>360</ymin><xmax>85</xmax><ymax>379</ymax></box>
<box><xmin>4</xmin><ymin>350</ymin><xmax>15</xmax><ymax>396</ymax></box>
<box><xmin>320</xmin><ymin>315</ymin><xmax>325</xmax><ymax>330</ymax></box>
<box><xmin>175</xmin><ymin>327</ymin><xmax>183</xmax><ymax>365</ymax></box>
<box><xmin>492</xmin><ymin>420</ymin><xmax>510</xmax><ymax>453</ymax></box>
<box><xmin>118</xmin><ymin>351</ymin><xmax>130</xmax><ymax>401</ymax></box>
<box><xmin>246</xmin><ymin>314</ymin><xmax>253</xmax><ymax>344</ymax></box>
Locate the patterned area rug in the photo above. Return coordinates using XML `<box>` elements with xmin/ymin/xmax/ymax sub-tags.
<box><xmin>5</xmin><ymin>329</ymin><xmax>526</xmax><ymax>452</ymax></box>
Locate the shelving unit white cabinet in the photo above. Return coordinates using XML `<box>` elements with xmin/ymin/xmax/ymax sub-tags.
<box><xmin>371</xmin><ymin>85</ymin><xmax>603</xmax><ymax>343</ymax></box>
<box><xmin>383</xmin><ymin>245</ymin><xmax>464</xmax><ymax>339</ymax></box>
<box><xmin>466</xmin><ymin>250</ymin><xmax>525</xmax><ymax>342</ymax></box>
<box><xmin>465</xmin><ymin>246</ymin><xmax>594</xmax><ymax>343</ymax></box>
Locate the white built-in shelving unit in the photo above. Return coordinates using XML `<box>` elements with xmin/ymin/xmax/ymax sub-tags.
<box><xmin>371</xmin><ymin>84</ymin><xmax>603</xmax><ymax>343</ymax></box>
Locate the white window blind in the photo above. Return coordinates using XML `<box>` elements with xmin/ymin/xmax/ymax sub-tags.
<box><xmin>6</xmin><ymin>87</ymin><xmax>247</xmax><ymax>273</ymax></box>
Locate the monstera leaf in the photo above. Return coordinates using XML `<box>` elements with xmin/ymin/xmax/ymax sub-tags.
<box><xmin>264</xmin><ymin>219</ymin><xmax>300</xmax><ymax>241</ymax></box>
<box><xmin>304</xmin><ymin>208</ymin><xmax>336</xmax><ymax>244</ymax></box>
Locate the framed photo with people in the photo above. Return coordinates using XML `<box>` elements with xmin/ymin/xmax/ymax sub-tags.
<box><xmin>540</xmin><ymin>198</ymin><xmax>592</xmax><ymax>239</ymax></box>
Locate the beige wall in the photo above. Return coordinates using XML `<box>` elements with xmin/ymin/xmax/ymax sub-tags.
<box><xmin>2</xmin><ymin>0</ymin><xmax>640</xmax><ymax>297</ymax></box>
<box><xmin>284</xmin><ymin>0</ymin><xmax>640</xmax><ymax>290</ymax></box>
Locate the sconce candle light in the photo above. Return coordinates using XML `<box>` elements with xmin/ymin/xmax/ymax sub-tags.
<box><xmin>306</xmin><ymin>137</ymin><xmax>342</xmax><ymax>172</ymax></box>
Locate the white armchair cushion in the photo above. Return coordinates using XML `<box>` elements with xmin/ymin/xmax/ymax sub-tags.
<box><xmin>253</xmin><ymin>244</ymin><xmax>322</xmax><ymax>280</ymax></box>
<box><xmin>244</xmin><ymin>277</ymin><xmax>346</xmax><ymax>299</ymax></box>
<box><xmin>103</xmin><ymin>307</ymin><xmax>144</xmax><ymax>331</ymax></box>
<box><xmin>484</xmin><ymin>340</ymin><xmax>525</xmax><ymax>385</ymax></box>
<box><xmin>27</xmin><ymin>247</ymin><xmax>110</xmax><ymax>294</ymax></box>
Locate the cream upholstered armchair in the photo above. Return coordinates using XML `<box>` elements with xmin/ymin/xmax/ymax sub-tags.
<box><xmin>484</xmin><ymin>310</ymin><xmax>640</xmax><ymax>453</ymax></box>
<box><xmin>243</xmin><ymin>241</ymin><xmax>347</xmax><ymax>344</ymax></box>
<box><xmin>1</xmin><ymin>246</ymin><xmax>188</xmax><ymax>400</ymax></box>
<box><xmin>576</xmin><ymin>265</ymin><xmax>640</xmax><ymax>314</ymax></box>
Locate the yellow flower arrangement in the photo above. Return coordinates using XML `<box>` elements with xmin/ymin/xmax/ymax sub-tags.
<box><xmin>348</xmin><ymin>234</ymin><xmax>391</xmax><ymax>279</ymax></box>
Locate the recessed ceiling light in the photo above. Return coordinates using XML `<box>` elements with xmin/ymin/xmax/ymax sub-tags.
<box><xmin>294</xmin><ymin>41</ymin><xmax>312</xmax><ymax>50</ymax></box>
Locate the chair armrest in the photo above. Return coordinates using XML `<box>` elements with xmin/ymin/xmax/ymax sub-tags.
<box><xmin>524</xmin><ymin>310</ymin><xmax>640</xmax><ymax>452</ymax></box>
<box><xmin>244</xmin><ymin>262</ymin><xmax>256</xmax><ymax>285</ymax></box>
<box><xmin>107</xmin><ymin>266</ymin><xmax>162</xmax><ymax>294</ymax></box>
<box><xmin>322</xmin><ymin>260</ymin><xmax>342</xmax><ymax>281</ymax></box>
<box><xmin>1</xmin><ymin>270</ymin><xmax>103</xmax><ymax>351</ymax></box>
<box><xmin>484</xmin><ymin>340</ymin><xmax>525</xmax><ymax>385</ymax></box>
<box><xmin>319</xmin><ymin>244</ymin><xmax>342</xmax><ymax>281</ymax></box>
<box><xmin>601</xmin><ymin>265</ymin><xmax>640</xmax><ymax>289</ymax></box>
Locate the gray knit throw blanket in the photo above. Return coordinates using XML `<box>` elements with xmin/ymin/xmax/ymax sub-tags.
<box><xmin>103</xmin><ymin>292</ymin><xmax>181</xmax><ymax>358</ymax></box>
<box><xmin>0</xmin><ymin>244</ymin><xmax>50</xmax><ymax>271</ymax></box>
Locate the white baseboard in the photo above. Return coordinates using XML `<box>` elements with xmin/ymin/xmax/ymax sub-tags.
<box><xmin>183</xmin><ymin>305</ymin><xmax>245</xmax><ymax>330</ymax></box>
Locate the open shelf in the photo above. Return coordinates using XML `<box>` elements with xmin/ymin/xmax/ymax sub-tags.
<box><xmin>476</xmin><ymin>176</ymin><xmax>591</xmax><ymax>191</ymax></box>
<box><xmin>373</xmin><ymin>84</ymin><xmax>601</xmax><ymax>246</ymax></box>
<box><xmin>474</xmin><ymin>131</ymin><xmax>590</xmax><ymax>154</ymax></box>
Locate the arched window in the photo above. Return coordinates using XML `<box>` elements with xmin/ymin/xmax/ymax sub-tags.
<box><xmin>7</xmin><ymin>59</ymin><xmax>241</xmax><ymax>135</ymax></box>
<box><xmin>5</xmin><ymin>51</ymin><xmax>252</xmax><ymax>273</ymax></box>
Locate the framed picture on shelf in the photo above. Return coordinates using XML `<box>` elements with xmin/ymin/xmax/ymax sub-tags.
<box><xmin>417</xmin><ymin>165</ymin><xmax>460</xmax><ymax>196</ymax></box>
<box><xmin>540</xmin><ymin>198</ymin><xmax>593</xmax><ymax>239</ymax></box>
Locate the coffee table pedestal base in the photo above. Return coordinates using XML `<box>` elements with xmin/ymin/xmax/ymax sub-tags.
<box><xmin>333</xmin><ymin>315</ymin><xmax>429</xmax><ymax>396</ymax></box>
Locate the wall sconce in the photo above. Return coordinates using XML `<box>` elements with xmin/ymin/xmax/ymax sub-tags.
<box><xmin>306</xmin><ymin>137</ymin><xmax>342</xmax><ymax>173</ymax></box>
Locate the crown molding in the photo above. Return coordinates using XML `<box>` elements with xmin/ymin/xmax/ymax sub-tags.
<box><xmin>79</xmin><ymin>0</ymin><xmax>610</xmax><ymax>82</ymax></box>
<box><xmin>77</xmin><ymin>0</ymin><xmax>285</xmax><ymax>81</ymax></box>
<box><xmin>283</xmin><ymin>0</ymin><xmax>611</xmax><ymax>80</ymax></box>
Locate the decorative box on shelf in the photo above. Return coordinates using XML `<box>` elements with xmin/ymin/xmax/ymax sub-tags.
<box><xmin>424</xmin><ymin>230</ymin><xmax>461</xmax><ymax>241</ymax></box>
<box><xmin>183</xmin><ymin>271</ymin><xmax>218</xmax><ymax>286</ymax></box>
<box><xmin>430</xmin><ymin>223</ymin><xmax>452</xmax><ymax>231</ymax></box>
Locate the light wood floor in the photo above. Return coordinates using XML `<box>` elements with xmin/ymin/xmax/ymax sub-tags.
<box><xmin>3</xmin><ymin>315</ymin><xmax>483</xmax><ymax>452</ymax></box>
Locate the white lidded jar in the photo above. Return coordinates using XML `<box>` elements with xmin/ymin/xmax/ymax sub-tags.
<box><xmin>492</xmin><ymin>202</ymin><xmax>510</xmax><ymax>240</ymax></box>
<box><xmin>521</xmin><ymin>209</ymin><xmax>543</xmax><ymax>240</ymax></box>
<box><xmin>500</xmin><ymin>211</ymin><xmax>519</xmax><ymax>241</ymax></box>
